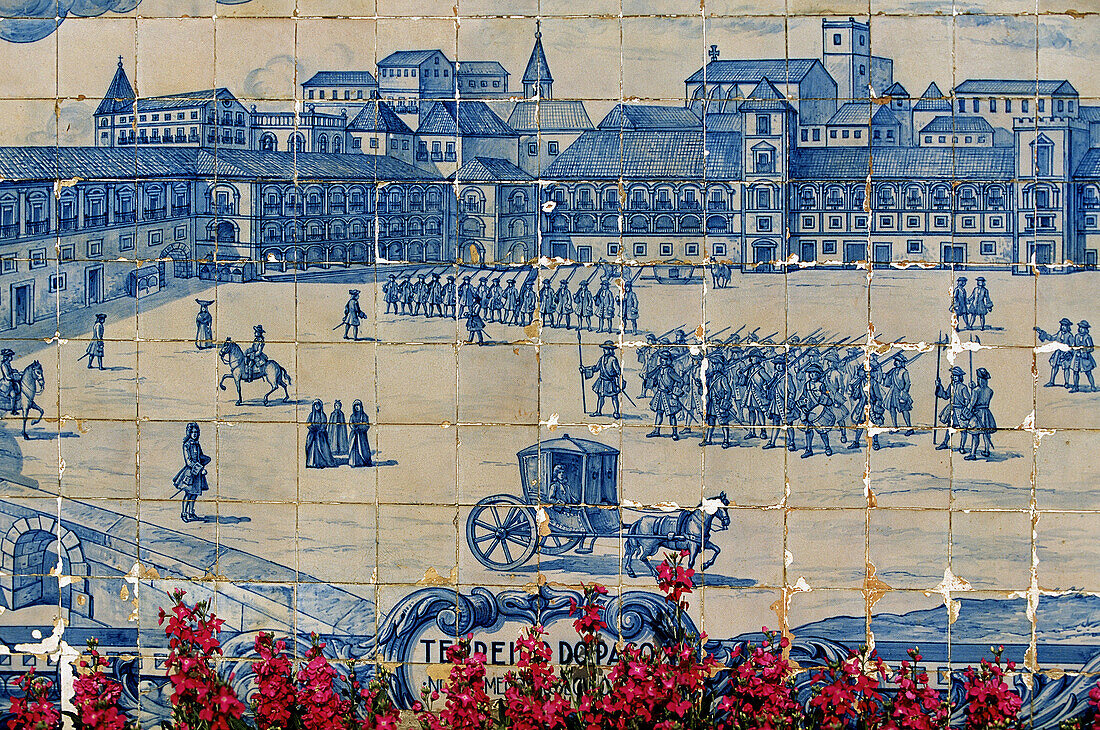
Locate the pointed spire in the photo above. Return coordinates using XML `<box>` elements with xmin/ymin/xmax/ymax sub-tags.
<box><xmin>523</xmin><ymin>21</ymin><xmax>553</xmax><ymax>98</ymax></box>
<box><xmin>95</xmin><ymin>58</ymin><xmax>135</xmax><ymax>116</ymax></box>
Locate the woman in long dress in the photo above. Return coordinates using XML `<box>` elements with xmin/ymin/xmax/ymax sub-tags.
<box><xmin>347</xmin><ymin>400</ymin><xmax>373</xmax><ymax>467</ymax></box>
<box><xmin>328</xmin><ymin>400</ymin><xmax>349</xmax><ymax>456</ymax></box>
<box><xmin>305</xmin><ymin>400</ymin><xmax>337</xmax><ymax>468</ymax></box>
<box><xmin>172</xmin><ymin>422</ymin><xmax>210</xmax><ymax>522</ymax></box>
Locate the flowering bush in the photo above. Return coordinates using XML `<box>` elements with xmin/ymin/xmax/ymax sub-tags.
<box><xmin>960</xmin><ymin>646</ymin><xmax>1022</xmax><ymax>730</ymax></box>
<box><xmin>715</xmin><ymin>630</ymin><xmax>799</xmax><ymax>730</ymax></box>
<box><xmin>414</xmin><ymin>635</ymin><xmax>495</xmax><ymax>730</ymax></box>
<box><xmin>7</xmin><ymin>668</ymin><xmax>60</xmax><ymax>730</ymax></box>
<box><xmin>158</xmin><ymin>589</ymin><xmax>248</xmax><ymax>730</ymax></box>
<box><xmin>2</xmin><ymin>561</ymin><xmax>1041</xmax><ymax>730</ymax></box>
<box><xmin>70</xmin><ymin>639</ymin><xmax>132</xmax><ymax>730</ymax></box>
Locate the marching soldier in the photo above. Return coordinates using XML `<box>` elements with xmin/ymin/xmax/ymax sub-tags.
<box><xmin>763</xmin><ymin>354</ymin><xmax>799</xmax><ymax>451</ymax></box>
<box><xmin>85</xmin><ymin>313</ymin><xmax>107</xmax><ymax>370</ymax></box>
<box><xmin>580</xmin><ymin>340</ymin><xmax>623</xmax><ymax>419</ymax></box>
<box><xmin>555</xmin><ymin>279</ymin><xmax>574</xmax><ymax>329</ymax></box>
<box><xmin>968</xmin><ymin>277</ymin><xmax>993</xmax><ymax>331</ymax></box>
<box><xmin>935</xmin><ymin>366</ymin><xmax>971</xmax><ymax>452</ymax></box>
<box><xmin>622</xmin><ymin>281</ymin><xmax>639</xmax><ymax>335</ymax></box>
<box><xmin>595</xmin><ymin>278</ymin><xmax>616</xmax><ymax>333</ymax></box>
<box><xmin>383</xmin><ymin>274</ymin><xmax>400</xmax><ymax>315</ymax></box>
<box><xmin>539</xmin><ymin>279</ymin><xmax>557</xmax><ymax>325</ymax></box>
<box><xmin>647</xmin><ymin>350</ymin><xmax>683</xmax><ymax>440</ymax></box>
<box><xmin>951</xmin><ymin>276</ymin><xmax>970</xmax><ymax>331</ymax></box>
<box><xmin>883</xmin><ymin>352</ymin><xmax>915</xmax><ymax>435</ymax></box>
<box><xmin>849</xmin><ymin>354</ymin><xmax>885</xmax><ymax>450</ymax></box>
<box><xmin>574</xmin><ymin>280</ymin><xmax>595</xmax><ymax>331</ymax></box>
<box><xmin>342</xmin><ymin>289</ymin><xmax>367</xmax><ymax>340</ymax></box>
<box><xmin>738</xmin><ymin>349</ymin><xmax>770</xmax><ymax>441</ymax></box>
<box><xmin>964</xmin><ymin>368</ymin><xmax>995</xmax><ymax>461</ymax></box>
<box><xmin>798</xmin><ymin>362</ymin><xmax>835</xmax><ymax>458</ymax></box>
<box><xmin>638</xmin><ymin>334</ymin><xmax>658</xmax><ymax>398</ymax></box>
<box><xmin>822</xmin><ymin>349</ymin><xmax>852</xmax><ymax>445</ymax></box>
<box><xmin>1072</xmin><ymin>320</ymin><xmax>1095</xmax><ymax>393</ymax></box>
<box><xmin>700</xmin><ymin>349</ymin><xmax>734</xmax><ymax>448</ymax></box>
<box><xmin>1036</xmin><ymin>318</ymin><xmax>1075</xmax><ymax>387</ymax></box>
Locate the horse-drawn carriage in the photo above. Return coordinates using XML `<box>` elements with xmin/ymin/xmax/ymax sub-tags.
<box><xmin>465</xmin><ymin>434</ymin><xmax>729</xmax><ymax>576</ymax></box>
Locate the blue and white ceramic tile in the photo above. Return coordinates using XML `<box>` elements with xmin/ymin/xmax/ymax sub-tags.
<box><xmin>0</xmin><ymin>0</ymin><xmax>1096</xmax><ymax>724</ymax></box>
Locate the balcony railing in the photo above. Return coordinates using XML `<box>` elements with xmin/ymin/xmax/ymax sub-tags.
<box><xmin>708</xmin><ymin>199</ymin><xmax>727</xmax><ymax>211</ymax></box>
<box><xmin>0</xmin><ymin>224</ymin><xmax>17</xmax><ymax>239</ymax></box>
<box><xmin>116</xmin><ymin>211</ymin><xmax>136</xmax><ymax>224</ymax></box>
<box><xmin>211</xmin><ymin>205</ymin><xmax>236</xmax><ymax>216</ymax></box>
<box><xmin>26</xmin><ymin>220</ymin><xmax>49</xmax><ymax>234</ymax></box>
<box><xmin>263</xmin><ymin>205</ymin><xmax>282</xmax><ymax>216</ymax></box>
<box><xmin>655</xmin><ymin>200</ymin><xmax>673</xmax><ymax>210</ymax></box>
<box><xmin>58</xmin><ymin>217</ymin><xmax>77</xmax><ymax>232</ymax></box>
<box><xmin>172</xmin><ymin>204</ymin><xmax>191</xmax><ymax>217</ymax></box>
<box><xmin>305</xmin><ymin>204</ymin><xmax>322</xmax><ymax>214</ymax></box>
<box><xmin>330</xmin><ymin>203</ymin><xmax>347</xmax><ymax>214</ymax></box>
<box><xmin>85</xmin><ymin>214</ymin><xmax>107</xmax><ymax>227</ymax></box>
<box><xmin>144</xmin><ymin>208</ymin><xmax>167</xmax><ymax>220</ymax></box>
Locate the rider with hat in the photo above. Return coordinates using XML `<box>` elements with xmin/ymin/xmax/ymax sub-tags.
<box><xmin>0</xmin><ymin>349</ymin><xmax>19</xmax><ymax>415</ymax></box>
<box><xmin>244</xmin><ymin>325</ymin><xmax>267</xmax><ymax>380</ymax></box>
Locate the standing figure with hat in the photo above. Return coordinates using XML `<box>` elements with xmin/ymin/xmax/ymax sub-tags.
<box><xmin>85</xmin><ymin>314</ymin><xmax>107</xmax><ymax>370</ymax></box>
<box><xmin>574</xmin><ymin>279</ymin><xmax>595</xmax><ymax>331</ymax></box>
<box><xmin>195</xmin><ymin>300</ymin><xmax>214</xmax><ymax>350</ymax></box>
<box><xmin>488</xmin><ymin>277</ymin><xmax>505</xmax><ymax>323</ymax></box>
<box><xmin>594</xmin><ymin>278</ymin><xmax>615</xmax><ymax>333</ymax></box>
<box><xmin>457</xmin><ymin>275</ymin><xmax>474</xmax><ymax>319</ymax></box>
<box><xmin>412</xmin><ymin>274</ymin><xmax>429</xmax><ymax>317</ymax></box>
<box><xmin>763</xmin><ymin>354</ymin><xmax>799</xmax><ymax>452</ymax></box>
<box><xmin>519</xmin><ymin>279</ymin><xmax>537</xmax><ymax>326</ymax></box>
<box><xmin>797</xmin><ymin>362</ymin><xmax>835</xmax><ymax>457</ymax></box>
<box><xmin>849</xmin><ymin>354</ymin><xmax>886</xmax><ymax>450</ymax></box>
<box><xmin>383</xmin><ymin>274</ymin><xmax>400</xmax><ymax>314</ymax></box>
<box><xmin>243</xmin><ymin>325</ymin><xmax>267</xmax><ymax>380</ymax></box>
<box><xmin>399</xmin><ymin>274</ymin><xmax>414</xmax><ymax>315</ymax></box>
<box><xmin>0</xmin><ymin>349</ymin><xmax>20</xmax><ymax>415</ymax></box>
<box><xmin>427</xmin><ymin>273</ymin><xmax>444</xmax><ymax>318</ymax></box>
<box><xmin>342</xmin><ymin>290</ymin><xmax>367</xmax><ymax>340</ymax></box>
<box><xmin>502</xmin><ymin>278</ymin><xmax>519</xmax><ymax>325</ymax></box>
<box><xmin>964</xmin><ymin>368</ymin><xmax>995</xmax><ymax>460</ymax></box>
<box><xmin>738</xmin><ymin>349</ymin><xmax>770</xmax><ymax>441</ymax></box>
<box><xmin>1071</xmin><ymin>320</ymin><xmax>1095</xmax><ymax>392</ymax></box>
<box><xmin>1035</xmin><ymin>318</ymin><xmax>1075</xmax><ymax>387</ymax></box>
<box><xmin>935</xmin><ymin>366</ymin><xmax>971</xmax><ymax>452</ymax></box>
<box><xmin>580</xmin><ymin>340</ymin><xmax>623</xmax><ymax>419</ymax></box>
<box><xmin>883</xmin><ymin>352</ymin><xmax>915</xmax><ymax>435</ymax></box>
<box><xmin>442</xmin><ymin>275</ymin><xmax>457</xmax><ymax>318</ymax></box>
<box><xmin>701</xmin><ymin>349</ymin><xmax>735</xmax><ymax>448</ymax></box>
<box><xmin>622</xmin><ymin>281</ymin><xmax>639</xmax><ymax>335</ymax></box>
<box><xmin>647</xmin><ymin>350</ymin><xmax>684</xmax><ymax>439</ymax></box>
<box><xmin>465</xmin><ymin>295</ymin><xmax>487</xmax><ymax>345</ymax></box>
<box><xmin>951</xmin><ymin>276</ymin><xmax>971</xmax><ymax>331</ymax></box>
<box><xmin>968</xmin><ymin>277</ymin><xmax>993</xmax><ymax>331</ymax></box>
<box><xmin>555</xmin><ymin>279</ymin><xmax>574</xmax><ymax>329</ymax></box>
<box><xmin>538</xmin><ymin>279</ymin><xmax>557</xmax><ymax>326</ymax></box>
<box><xmin>173</xmin><ymin>422</ymin><xmax>210</xmax><ymax>522</ymax></box>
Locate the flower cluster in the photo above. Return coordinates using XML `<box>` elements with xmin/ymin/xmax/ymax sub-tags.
<box><xmin>807</xmin><ymin>647</ymin><xmax>889</xmax><ymax>730</ymax></box>
<box><xmin>1089</xmin><ymin>677</ymin><xmax>1100</xmax><ymax>730</ymax></box>
<box><xmin>251</xmin><ymin>632</ymin><xmax>296</xmax><ymax>730</ymax></box>
<box><xmin>296</xmin><ymin>635</ymin><xmax>352</xmax><ymax>730</ymax></box>
<box><xmin>7</xmin><ymin>668</ymin><xmax>60</xmax><ymax>730</ymax></box>
<box><xmin>716</xmin><ymin>630</ymin><xmax>799</xmax><ymax>730</ymax></box>
<box><xmin>351</xmin><ymin>668</ymin><xmax>403</xmax><ymax>730</ymax></box>
<box><xmin>158</xmin><ymin>589</ymin><xmax>248</xmax><ymax>730</ymax></box>
<box><xmin>961</xmin><ymin>646</ymin><xmax>1022</xmax><ymax>730</ymax></box>
<box><xmin>882</xmin><ymin>649</ymin><xmax>949</xmax><ymax>730</ymax></box>
<box><xmin>415</xmin><ymin>635</ymin><xmax>495</xmax><ymax>730</ymax></box>
<box><xmin>657</xmin><ymin>549</ymin><xmax>696</xmax><ymax>613</ymax></box>
<box><xmin>501</xmin><ymin>625</ymin><xmax>571</xmax><ymax>730</ymax></box>
<box><xmin>71</xmin><ymin>639</ymin><xmax>131</xmax><ymax>730</ymax></box>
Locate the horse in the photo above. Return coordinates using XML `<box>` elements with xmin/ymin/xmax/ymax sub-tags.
<box><xmin>218</xmin><ymin>338</ymin><xmax>291</xmax><ymax>406</ymax></box>
<box><xmin>623</xmin><ymin>491</ymin><xmax>731</xmax><ymax>578</ymax></box>
<box><xmin>11</xmin><ymin>360</ymin><xmax>45</xmax><ymax>439</ymax></box>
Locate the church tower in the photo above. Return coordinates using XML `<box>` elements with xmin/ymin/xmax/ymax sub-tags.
<box><xmin>821</xmin><ymin>17</ymin><xmax>871</xmax><ymax>100</ymax></box>
<box><xmin>522</xmin><ymin>25</ymin><xmax>553</xmax><ymax>99</ymax></box>
<box><xmin>93</xmin><ymin>57</ymin><xmax>136</xmax><ymax>147</ymax></box>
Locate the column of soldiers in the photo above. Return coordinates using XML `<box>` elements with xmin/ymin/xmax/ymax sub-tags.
<box><xmin>376</xmin><ymin>267</ymin><xmax>641</xmax><ymax>334</ymax></box>
<box><xmin>629</xmin><ymin>330</ymin><xmax>998</xmax><ymax>460</ymax></box>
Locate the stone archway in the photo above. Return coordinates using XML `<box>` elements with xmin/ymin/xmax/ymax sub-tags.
<box><xmin>0</xmin><ymin>516</ymin><xmax>90</xmax><ymax>618</ymax></box>
<box><xmin>160</xmin><ymin>243</ymin><xmax>192</xmax><ymax>278</ymax></box>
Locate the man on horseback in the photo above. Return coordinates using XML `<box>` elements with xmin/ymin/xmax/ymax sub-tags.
<box><xmin>0</xmin><ymin>349</ymin><xmax>21</xmax><ymax>415</ymax></box>
<box><xmin>244</xmin><ymin>325</ymin><xmax>268</xmax><ymax>381</ymax></box>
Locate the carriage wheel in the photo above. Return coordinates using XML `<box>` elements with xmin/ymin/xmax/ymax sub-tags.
<box><xmin>466</xmin><ymin>495</ymin><xmax>537</xmax><ymax>571</ymax></box>
<box><xmin>540</xmin><ymin>535</ymin><xmax>582</xmax><ymax>555</ymax></box>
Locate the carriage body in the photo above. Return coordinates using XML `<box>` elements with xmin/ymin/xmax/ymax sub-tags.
<box><xmin>466</xmin><ymin>434</ymin><xmax>620</xmax><ymax>571</ymax></box>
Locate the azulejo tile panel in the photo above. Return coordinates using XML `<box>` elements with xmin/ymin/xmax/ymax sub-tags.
<box><xmin>0</xmin><ymin>0</ymin><xmax>1096</xmax><ymax>723</ymax></box>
